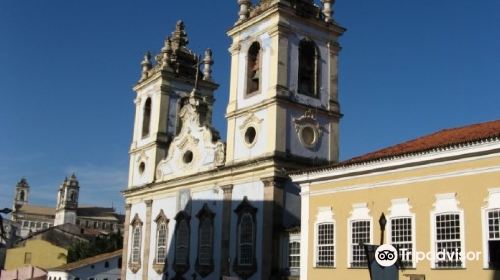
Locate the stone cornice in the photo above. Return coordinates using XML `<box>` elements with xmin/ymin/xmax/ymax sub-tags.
<box><xmin>225</xmin><ymin>94</ymin><xmax>342</xmax><ymax>120</ymax></box>
<box><xmin>228</xmin><ymin>2</ymin><xmax>345</xmax><ymax>38</ymax></box>
<box><xmin>123</xmin><ymin>152</ymin><xmax>329</xmax><ymax>200</ymax></box>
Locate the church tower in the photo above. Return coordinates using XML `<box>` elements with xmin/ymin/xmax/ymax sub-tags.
<box><xmin>54</xmin><ymin>174</ymin><xmax>80</xmax><ymax>226</ymax></box>
<box><xmin>226</xmin><ymin>0</ymin><xmax>345</xmax><ymax>167</ymax></box>
<box><xmin>128</xmin><ymin>21</ymin><xmax>219</xmax><ymax>188</ymax></box>
<box><xmin>13</xmin><ymin>178</ymin><xmax>29</xmax><ymax>210</ymax></box>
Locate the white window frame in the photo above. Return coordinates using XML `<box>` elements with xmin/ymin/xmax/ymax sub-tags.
<box><xmin>314</xmin><ymin>207</ymin><xmax>335</xmax><ymax>268</ymax></box>
<box><xmin>155</xmin><ymin>222</ymin><xmax>168</xmax><ymax>264</ymax></box>
<box><xmin>430</xmin><ymin>193</ymin><xmax>465</xmax><ymax>269</ymax></box>
<box><xmin>154</xmin><ymin>210</ymin><xmax>169</xmax><ymax>265</ymax></box>
<box><xmin>131</xmin><ymin>226</ymin><xmax>142</xmax><ymax>264</ymax></box>
<box><xmin>481</xmin><ymin>188</ymin><xmax>500</xmax><ymax>269</ymax></box>
<box><xmin>288</xmin><ymin>233</ymin><xmax>301</xmax><ymax>275</ymax></box>
<box><xmin>347</xmin><ymin>203</ymin><xmax>373</xmax><ymax>268</ymax></box>
<box><xmin>387</xmin><ymin>198</ymin><xmax>416</xmax><ymax>268</ymax></box>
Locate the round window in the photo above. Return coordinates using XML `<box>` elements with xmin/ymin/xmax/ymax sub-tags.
<box><xmin>183</xmin><ymin>150</ymin><xmax>194</xmax><ymax>164</ymax></box>
<box><xmin>301</xmin><ymin>126</ymin><xmax>316</xmax><ymax>146</ymax></box>
<box><xmin>138</xmin><ymin>162</ymin><xmax>145</xmax><ymax>174</ymax></box>
<box><xmin>244</xmin><ymin>127</ymin><xmax>257</xmax><ymax>145</ymax></box>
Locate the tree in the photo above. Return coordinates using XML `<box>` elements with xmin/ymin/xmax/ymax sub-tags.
<box><xmin>67</xmin><ymin>231</ymin><xmax>123</xmax><ymax>262</ymax></box>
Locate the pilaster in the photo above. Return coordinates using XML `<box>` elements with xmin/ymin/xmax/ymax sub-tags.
<box><xmin>220</xmin><ymin>184</ymin><xmax>234</xmax><ymax>277</ymax></box>
<box><xmin>142</xmin><ymin>199</ymin><xmax>153</xmax><ymax>280</ymax></box>
<box><xmin>121</xmin><ymin>203</ymin><xmax>132</xmax><ymax>280</ymax></box>
<box><xmin>299</xmin><ymin>184</ymin><xmax>310</xmax><ymax>280</ymax></box>
<box><xmin>261</xmin><ymin>176</ymin><xmax>287</xmax><ymax>279</ymax></box>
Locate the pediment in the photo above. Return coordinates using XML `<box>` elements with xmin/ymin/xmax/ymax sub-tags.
<box><xmin>156</xmin><ymin>103</ymin><xmax>225</xmax><ymax>182</ymax></box>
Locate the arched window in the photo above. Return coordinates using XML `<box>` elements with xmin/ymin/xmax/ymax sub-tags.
<box><xmin>246</xmin><ymin>42</ymin><xmax>261</xmax><ymax>95</ymax></box>
<box><xmin>128</xmin><ymin>213</ymin><xmax>143</xmax><ymax>273</ymax></box>
<box><xmin>142</xmin><ymin>98</ymin><xmax>152</xmax><ymax>137</ymax></box>
<box><xmin>239</xmin><ymin>213</ymin><xmax>254</xmax><ymax>265</ymax></box>
<box><xmin>298</xmin><ymin>39</ymin><xmax>320</xmax><ymax>97</ymax></box>
<box><xmin>19</xmin><ymin>190</ymin><xmax>25</xmax><ymax>201</ymax></box>
<box><xmin>195</xmin><ymin>204</ymin><xmax>215</xmax><ymax>277</ymax></box>
<box><xmin>173</xmin><ymin>211</ymin><xmax>191</xmax><ymax>275</ymax></box>
<box><xmin>234</xmin><ymin>197</ymin><xmax>257</xmax><ymax>278</ymax></box>
<box><xmin>131</xmin><ymin>226</ymin><xmax>142</xmax><ymax>263</ymax></box>
<box><xmin>154</xmin><ymin>210</ymin><xmax>169</xmax><ymax>269</ymax></box>
<box><xmin>156</xmin><ymin>223</ymin><xmax>167</xmax><ymax>262</ymax></box>
<box><xmin>69</xmin><ymin>191</ymin><xmax>76</xmax><ymax>202</ymax></box>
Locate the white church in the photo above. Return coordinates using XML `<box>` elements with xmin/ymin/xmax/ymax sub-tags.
<box><xmin>121</xmin><ymin>0</ymin><xmax>344</xmax><ymax>279</ymax></box>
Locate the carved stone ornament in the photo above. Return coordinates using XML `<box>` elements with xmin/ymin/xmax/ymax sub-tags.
<box><xmin>156</xmin><ymin>101</ymin><xmax>226</xmax><ymax>181</ymax></box>
<box><xmin>293</xmin><ymin>110</ymin><xmax>323</xmax><ymax>149</ymax></box>
<box><xmin>239</xmin><ymin>112</ymin><xmax>263</xmax><ymax>148</ymax></box>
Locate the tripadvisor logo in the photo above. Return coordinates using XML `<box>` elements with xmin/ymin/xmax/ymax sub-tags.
<box><xmin>375</xmin><ymin>244</ymin><xmax>482</xmax><ymax>267</ymax></box>
<box><xmin>375</xmin><ymin>244</ymin><xmax>398</xmax><ymax>267</ymax></box>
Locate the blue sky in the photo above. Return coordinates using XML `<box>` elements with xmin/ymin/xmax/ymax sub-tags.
<box><xmin>1</xmin><ymin>0</ymin><xmax>499</xmax><ymax>213</ymax></box>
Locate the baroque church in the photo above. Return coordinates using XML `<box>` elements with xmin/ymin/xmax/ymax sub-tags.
<box><xmin>11</xmin><ymin>175</ymin><xmax>124</xmax><ymax>238</ymax></box>
<box><xmin>121</xmin><ymin>0</ymin><xmax>342</xmax><ymax>279</ymax></box>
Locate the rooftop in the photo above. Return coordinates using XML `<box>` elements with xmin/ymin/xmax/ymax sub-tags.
<box><xmin>345</xmin><ymin>119</ymin><xmax>500</xmax><ymax>165</ymax></box>
<box><xmin>292</xmin><ymin>119</ymin><xmax>500</xmax><ymax>176</ymax></box>
<box><xmin>50</xmin><ymin>249</ymin><xmax>122</xmax><ymax>272</ymax></box>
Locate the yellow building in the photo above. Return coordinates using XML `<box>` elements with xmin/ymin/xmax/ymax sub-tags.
<box><xmin>4</xmin><ymin>224</ymin><xmax>88</xmax><ymax>270</ymax></box>
<box><xmin>292</xmin><ymin>120</ymin><xmax>500</xmax><ymax>280</ymax></box>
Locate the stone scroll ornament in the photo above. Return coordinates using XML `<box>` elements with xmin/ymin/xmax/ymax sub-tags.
<box><xmin>293</xmin><ymin>110</ymin><xmax>323</xmax><ymax>149</ymax></box>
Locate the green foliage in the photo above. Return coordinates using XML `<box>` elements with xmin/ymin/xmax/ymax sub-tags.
<box><xmin>67</xmin><ymin>231</ymin><xmax>123</xmax><ymax>263</ymax></box>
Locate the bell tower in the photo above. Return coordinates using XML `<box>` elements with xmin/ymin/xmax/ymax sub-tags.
<box><xmin>54</xmin><ymin>174</ymin><xmax>80</xmax><ymax>226</ymax></box>
<box><xmin>13</xmin><ymin>178</ymin><xmax>29</xmax><ymax>210</ymax></box>
<box><xmin>225</xmin><ymin>0</ymin><xmax>345</xmax><ymax>167</ymax></box>
<box><xmin>128</xmin><ymin>21</ymin><xmax>219</xmax><ymax>188</ymax></box>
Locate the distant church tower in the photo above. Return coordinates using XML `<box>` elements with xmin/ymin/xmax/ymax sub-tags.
<box><xmin>13</xmin><ymin>178</ymin><xmax>29</xmax><ymax>210</ymax></box>
<box><xmin>54</xmin><ymin>174</ymin><xmax>80</xmax><ymax>226</ymax></box>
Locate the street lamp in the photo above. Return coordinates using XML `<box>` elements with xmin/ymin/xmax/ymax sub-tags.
<box><xmin>379</xmin><ymin>213</ymin><xmax>387</xmax><ymax>245</ymax></box>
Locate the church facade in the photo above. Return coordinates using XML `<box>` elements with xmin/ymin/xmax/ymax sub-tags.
<box><xmin>121</xmin><ymin>1</ymin><xmax>343</xmax><ymax>279</ymax></box>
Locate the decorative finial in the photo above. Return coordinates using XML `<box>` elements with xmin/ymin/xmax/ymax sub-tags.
<box><xmin>321</xmin><ymin>0</ymin><xmax>334</xmax><ymax>23</ymax></box>
<box><xmin>203</xmin><ymin>49</ymin><xmax>214</xmax><ymax>81</ymax></box>
<box><xmin>171</xmin><ymin>20</ymin><xmax>189</xmax><ymax>50</ymax></box>
<box><xmin>237</xmin><ymin>0</ymin><xmax>251</xmax><ymax>23</ymax></box>
<box><xmin>161</xmin><ymin>37</ymin><xmax>173</xmax><ymax>69</ymax></box>
<box><xmin>141</xmin><ymin>51</ymin><xmax>152</xmax><ymax>80</ymax></box>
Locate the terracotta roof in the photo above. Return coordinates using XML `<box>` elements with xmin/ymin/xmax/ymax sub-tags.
<box><xmin>344</xmin><ymin>119</ymin><xmax>500</xmax><ymax>165</ymax></box>
<box><xmin>50</xmin><ymin>249</ymin><xmax>122</xmax><ymax>272</ymax></box>
<box><xmin>17</xmin><ymin>205</ymin><xmax>55</xmax><ymax>216</ymax></box>
<box><xmin>290</xmin><ymin>119</ymin><xmax>500</xmax><ymax>177</ymax></box>
<box><xmin>76</xmin><ymin>206</ymin><xmax>121</xmax><ymax>220</ymax></box>
<box><xmin>18</xmin><ymin>224</ymin><xmax>89</xmax><ymax>248</ymax></box>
